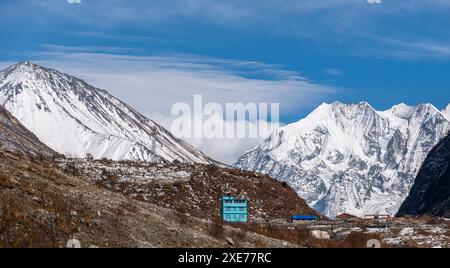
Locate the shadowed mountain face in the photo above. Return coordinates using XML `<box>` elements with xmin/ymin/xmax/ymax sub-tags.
<box><xmin>397</xmin><ymin>133</ymin><xmax>450</xmax><ymax>218</ymax></box>
<box><xmin>0</xmin><ymin>105</ymin><xmax>56</xmax><ymax>157</ymax></box>
<box><xmin>0</xmin><ymin>62</ymin><xmax>212</xmax><ymax>164</ymax></box>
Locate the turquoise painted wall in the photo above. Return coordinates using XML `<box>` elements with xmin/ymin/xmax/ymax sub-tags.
<box><xmin>221</xmin><ymin>196</ymin><xmax>248</xmax><ymax>223</ymax></box>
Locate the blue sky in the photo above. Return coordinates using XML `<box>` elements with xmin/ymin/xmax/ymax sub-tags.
<box><xmin>1</xmin><ymin>0</ymin><xmax>450</xmax><ymax>162</ymax></box>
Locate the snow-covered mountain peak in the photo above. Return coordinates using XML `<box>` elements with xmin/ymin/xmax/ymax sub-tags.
<box><xmin>7</xmin><ymin>61</ymin><xmax>39</xmax><ymax>71</ymax></box>
<box><xmin>0</xmin><ymin>62</ymin><xmax>213</xmax><ymax>164</ymax></box>
<box><xmin>235</xmin><ymin>101</ymin><xmax>450</xmax><ymax>217</ymax></box>
<box><xmin>328</xmin><ymin>101</ymin><xmax>378</xmax><ymax>122</ymax></box>
<box><xmin>415</xmin><ymin>103</ymin><xmax>441</xmax><ymax>115</ymax></box>
<box><xmin>329</xmin><ymin>100</ymin><xmax>374</xmax><ymax>111</ymax></box>
<box><xmin>3</xmin><ymin>61</ymin><xmax>56</xmax><ymax>83</ymax></box>
<box><xmin>380</xmin><ymin>103</ymin><xmax>446</xmax><ymax>131</ymax></box>
<box><xmin>294</xmin><ymin>101</ymin><xmax>376</xmax><ymax>127</ymax></box>
<box><xmin>2</xmin><ymin>61</ymin><xmax>100</xmax><ymax>97</ymax></box>
<box><xmin>12</xmin><ymin>61</ymin><xmax>41</xmax><ymax>69</ymax></box>
<box><xmin>386</xmin><ymin>103</ymin><xmax>415</xmax><ymax>119</ymax></box>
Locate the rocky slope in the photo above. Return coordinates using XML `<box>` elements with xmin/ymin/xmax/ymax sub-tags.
<box><xmin>397</xmin><ymin>133</ymin><xmax>450</xmax><ymax>217</ymax></box>
<box><xmin>54</xmin><ymin>158</ymin><xmax>318</xmax><ymax>222</ymax></box>
<box><xmin>235</xmin><ymin>101</ymin><xmax>450</xmax><ymax>217</ymax></box>
<box><xmin>1</xmin><ymin>150</ymin><xmax>447</xmax><ymax>248</ymax></box>
<box><xmin>0</xmin><ymin>62</ymin><xmax>212</xmax><ymax>164</ymax></box>
<box><xmin>0</xmin><ymin>150</ymin><xmax>300</xmax><ymax>248</ymax></box>
<box><xmin>0</xmin><ymin>105</ymin><xmax>56</xmax><ymax>157</ymax></box>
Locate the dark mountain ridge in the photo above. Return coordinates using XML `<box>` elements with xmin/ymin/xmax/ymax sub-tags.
<box><xmin>0</xmin><ymin>105</ymin><xmax>57</xmax><ymax>157</ymax></box>
<box><xmin>397</xmin><ymin>133</ymin><xmax>450</xmax><ymax>217</ymax></box>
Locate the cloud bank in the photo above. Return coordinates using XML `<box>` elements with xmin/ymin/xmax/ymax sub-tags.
<box><xmin>5</xmin><ymin>48</ymin><xmax>336</xmax><ymax>163</ymax></box>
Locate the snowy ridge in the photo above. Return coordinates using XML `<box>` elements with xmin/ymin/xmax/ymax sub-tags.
<box><xmin>443</xmin><ymin>104</ymin><xmax>450</xmax><ymax>121</ymax></box>
<box><xmin>0</xmin><ymin>62</ymin><xmax>212</xmax><ymax>163</ymax></box>
<box><xmin>0</xmin><ymin>105</ymin><xmax>57</xmax><ymax>157</ymax></box>
<box><xmin>235</xmin><ymin>101</ymin><xmax>450</xmax><ymax>217</ymax></box>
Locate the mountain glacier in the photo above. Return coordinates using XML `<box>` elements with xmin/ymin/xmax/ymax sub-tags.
<box><xmin>0</xmin><ymin>62</ymin><xmax>212</xmax><ymax>163</ymax></box>
<box><xmin>235</xmin><ymin>101</ymin><xmax>450</xmax><ymax>217</ymax></box>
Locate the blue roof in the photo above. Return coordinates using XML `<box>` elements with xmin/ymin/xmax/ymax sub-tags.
<box><xmin>291</xmin><ymin>215</ymin><xmax>318</xmax><ymax>220</ymax></box>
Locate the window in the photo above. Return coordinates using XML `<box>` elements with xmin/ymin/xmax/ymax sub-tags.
<box><xmin>239</xmin><ymin>208</ymin><xmax>244</xmax><ymax>211</ymax></box>
<box><xmin>226</xmin><ymin>215</ymin><xmax>231</xmax><ymax>219</ymax></box>
<box><xmin>239</xmin><ymin>215</ymin><xmax>244</xmax><ymax>219</ymax></box>
<box><xmin>226</xmin><ymin>207</ymin><xmax>230</xmax><ymax>211</ymax></box>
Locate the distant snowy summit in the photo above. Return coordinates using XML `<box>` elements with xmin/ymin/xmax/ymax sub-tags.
<box><xmin>235</xmin><ymin>101</ymin><xmax>450</xmax><ymax>217</ymax></box>
<box><xmin>0</xmin><ymin>62</ymin><xmax>213</xmax><ymax>164</ymax></box>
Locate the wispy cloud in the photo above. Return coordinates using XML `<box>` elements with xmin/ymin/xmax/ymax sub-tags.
<box><xmin>384</xmin><ymin>39</ymin><xmax>450</xmax><ymax>58</ymax></box>
<box><xmin>358</xmin><ymin>34</ymin><xmax>450</xmax><ymax>60</ymax></box>
<box><xmin>6</xmin><ymin>47</ymin><xmax>337</xmax><ymax>163</ymax></box>
<box><xmin>2</xmin><ymin>1</ymin><xmax>450</xmax><ymax>61</ymax></box>
<box><xmin>40</xmin><ymin>44</ymin><xmax>142</xmax><ymax>54</ymax></box>
<box><xmin>325</xmin><ymin>68</ymin><xmax>344</xmax><ymax>76</ymax></box>
<box><xmin>32</xmin><ymin>50</ymin><xmax>336</xmax><ymax>112</ymax></box>
<box><xmin>68</xmin><ymin>31</ymin><xmax>193</xmax><ymax>45</ymax></box>
<box><xmin>2</xmin><ymin>1</ymin><xmax>447</xmax><ymax>30</ymax></box>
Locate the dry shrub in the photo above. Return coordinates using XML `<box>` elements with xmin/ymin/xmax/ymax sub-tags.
<box><xmin>415</xmin><ymin>228</ymin><xmax>429</xmax><ymax>236</ymax></box>
<box><xmin>0</xmin><ymin>174</ymin><xmax>83</xmax><ymax>248</ymax></box>
<box><xmin>42</xmin><ymin>167</ymin><xmax>58</xmax><ymax>180</ymax></box>
<box><xmin>390</xmin><ymin>228</ymin><xmax>401</xmax><ymax>236</ymax></box>
<box><xmin>175</xmin><ymin>208</ymin><xmax>190</xmax><ymax>225</ymax></box>
<box><xmin>340</xmin><ymin>232</ymin><xmax>381</xmax><ymax>248</ymax></box>
<box><xmin>64</xmin><ymin>162</ymin><xmax>79</xmax><ymax>176</ymax></box>
<box><xmin>421</xmin><ymin>215</ymin><xmax>442</xmax><ymax>225</ymax></box>
<box><xmin>205</xmin><ymin>165</ymin><xmax>219</xmax><ymax>176</ymax></box>
<box><xmin>176</xmin><ymin>212</ymin><xmax>190</xmax><ymax>225</ymax></box>
<box><xmin>231</xmin><ymin>229</ymin><xmax>247</xmax><ymax>245</ymax></box>
<box><xmin>100</xmin><ymin>158</ymin><xmax>112</xmax><ymax>164</ymax></box>
<box><xmin>295</xmin><ymin>228</ymin><xmax>312</xmax><ymax>242</ymax></box>
<box><xmin>400</xmin><ymin>239</ymin><xmax>421</xmax><ymax>248</ymax></box>
<box><xmin>0</xmin><ymin>195</ymin><xmax>61</xmax><ymax>248</ymax></box>
<box><xmin>253</xmin><ymin>239</ymin><xmax>266</xmax><ymax>248</ymax></box>
<box><xmin>444</xmin><ymin>230</ymin><xmax>450</xmax><ymax>237</ymax></box>
<box><xmin>209</xmin><ymin>217</ymin><xmax>225</xmax><ymax>239</ymax></box>
<box><xmin>0</xmin><ymin>172</ymin><xmax>14</xmax><ymax>189</ymax></box>
<box><xmin>39</xmin><ymin>186</ymin><xmax>78</xmax><ymax>235</ymax></box>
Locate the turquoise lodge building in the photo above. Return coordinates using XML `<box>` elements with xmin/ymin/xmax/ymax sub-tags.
<box><xmin>221</xmin><ymin>195</ymin><xmax>248</xmax><ymax>223</ymax></box>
